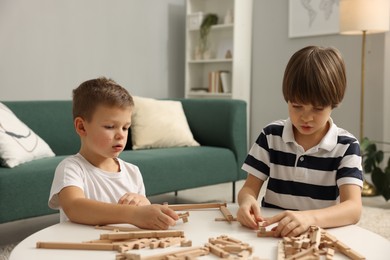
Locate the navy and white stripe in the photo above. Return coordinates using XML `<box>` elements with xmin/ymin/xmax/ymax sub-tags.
<box><xmin>242</xmin><ymin>118</ymin><xmax>363</xmax><ymax>211</ymax></box>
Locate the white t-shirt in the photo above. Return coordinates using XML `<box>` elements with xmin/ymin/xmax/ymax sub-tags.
<box><xmin>48</xmin><ymin>153</ymin><xmax>146</xmax><ymax>222</ymax></box>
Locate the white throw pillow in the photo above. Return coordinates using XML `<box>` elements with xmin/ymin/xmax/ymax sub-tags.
<box><xmin>0</xmin><ymin>102</ymin><xmax>55</xmax><ymax>168</ymax></box>
<box><xmin>131</xmin><ymin>96</ymin><xmax>199</xmax><ymax>150</ymax></box>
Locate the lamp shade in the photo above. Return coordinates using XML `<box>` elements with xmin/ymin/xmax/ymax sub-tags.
<box><xmin>340</xmin><ymin>0</ymin><xmax>390</xmax><ymax>35</ymax></box>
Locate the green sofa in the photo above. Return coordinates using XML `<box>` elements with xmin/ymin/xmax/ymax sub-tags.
<box><xmin>0</xmin><ymin>99</ymin><xmax>247</xmax><ymax>224</ymax></box>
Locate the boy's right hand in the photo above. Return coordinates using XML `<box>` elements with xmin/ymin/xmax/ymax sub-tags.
<box><xmin>131</xmin><ymin>204</ymin><xmax>179</xmax><ymax>230</ymax></box>
<box><xmin>236</xmin><ymin>200</ymin><xmax>263</xmax><ymax>229</ymax></box>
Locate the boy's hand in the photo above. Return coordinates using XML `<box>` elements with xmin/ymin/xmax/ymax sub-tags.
<box><xmin>131</xmin><ymin>205</ymin><xmax>179</xmax><ymax>230</ymax></box>
<box><xmin>236</xmin><ymin>200</ymin><xmax>264</xmax><ymax>229</ymax></box>
<box><xmin>118</xmin><ymin>193</ymin><xmax>151</xmax><ymax>206</ymax></box>
<box><xmin>265</xmin><ymin>210</ymin><xmax>314</xmax><ymax>237</ymax></box>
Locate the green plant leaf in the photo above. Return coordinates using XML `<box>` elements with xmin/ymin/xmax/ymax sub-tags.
<box><xmin>360</xmin><ymin>137</ymin><xmax>370</xmax><ymax>150</ymax></box>
<box><xmin>375</xmin><ymin>150</ymin><xmax>384</xmax><ymax>164</ymax></box>
<box><xmin>372</xmin><ymin>167</ymin><xmax>385</xmax><ymax>194</ymax></box>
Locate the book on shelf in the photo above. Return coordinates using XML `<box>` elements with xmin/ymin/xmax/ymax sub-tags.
<box><xmin>208</xmin><ymin>71</ymin><xmax>232</xmax><ymax>94</ymax></box>
<box><xmin>219</xmin><ymin>71</ymin><xmax>231</xmax><ymax>93</ymax></box>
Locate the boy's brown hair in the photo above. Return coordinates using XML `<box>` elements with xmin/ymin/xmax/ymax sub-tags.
<box><xmin>282</xmin><ymin>46</ymin><xmax>346</xmax><ymax>108</ymax></box>
<box><xmin>72</xmin><ymin>77</ymin><xmax>134</xmax><ymax>121</ymax></box>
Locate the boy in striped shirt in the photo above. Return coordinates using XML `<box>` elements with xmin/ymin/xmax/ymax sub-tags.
<box><xmin>237</xmin><ymin>46</ymin><xmax>363</xmax><ymax>237</ymax></box>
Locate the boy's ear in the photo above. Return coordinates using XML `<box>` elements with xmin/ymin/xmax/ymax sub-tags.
<box><xmin>74</xmin><ymin>117</ymin><xmax>87</xmax><ymax>136</ymax></box>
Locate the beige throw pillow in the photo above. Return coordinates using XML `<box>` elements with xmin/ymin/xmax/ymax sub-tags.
<box><xmin>131</xmin><ymin>96</ymin><xmax>199</xmax><ymax>150</ymax></box>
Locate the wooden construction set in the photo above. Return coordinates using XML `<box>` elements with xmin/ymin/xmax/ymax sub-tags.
<box><xmin>36</xmin><ymin>203</ymin><xmax>366</xmax><ymax>259</ymax></box>
<box><xmin>258</xmin><ymin>224</ymin><xmax>365</xmax><ymax>260</ymax></box>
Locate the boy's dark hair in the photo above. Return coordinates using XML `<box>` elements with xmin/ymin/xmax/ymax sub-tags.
<box><xmin>72</xmin><ymin>77</ymin><xmax>134</xmax><ymax>121</ymax></box>
<box><xmin>282</xmin><ymin>46</ymin><xmax>346</xmax><ymax>108</ymax></box>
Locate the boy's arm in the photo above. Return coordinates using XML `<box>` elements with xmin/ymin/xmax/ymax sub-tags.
<box><xmin>237</xmin><ymin>174</ymin><xmax>265</xmax><ymax>229</ymax></box>
<box><xmin>265</xmin><ymin>184</ymin><xmax>362</xmax><ymax>237</ymax></box>
<box><xmin>58</xmin><ymin>186</ymin><xmax>178</xmax><ymax>229</ymax></box>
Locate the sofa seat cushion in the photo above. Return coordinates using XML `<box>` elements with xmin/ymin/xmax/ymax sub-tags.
<box><xmin>0</xmin><ymin>156</ymin><xmax>66</xmax><ymax>223</ymax></box>
<box><xmin>119</xmin><ymin>146</ymin><xmax>238</xmax><ymax>196</ymax></box>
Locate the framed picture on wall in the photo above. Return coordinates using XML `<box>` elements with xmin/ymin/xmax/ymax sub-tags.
<box><xmin>289</xmin><ymin>0</ymin><xmax>340</xmax><ymax>38</ymax></box>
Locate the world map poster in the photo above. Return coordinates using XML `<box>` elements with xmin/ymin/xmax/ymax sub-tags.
<box><xmin>289</xmin><ymin>0</ymin><xmax>339</xmax><ymax>38</ymax></box>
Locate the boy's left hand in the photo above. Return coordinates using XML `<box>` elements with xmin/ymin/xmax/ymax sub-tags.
<box><xmin>264</xmin><ymin>210</ymin><xmax>314</xmax><ymax>237</ymax></box>
<box><xmin>118</xmin><ymin>193</ymin><xmax>151</xmax><ymax>206</ymax></box>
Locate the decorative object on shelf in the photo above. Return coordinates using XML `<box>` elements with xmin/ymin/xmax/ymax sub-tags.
<box><xmin>187</xmin><ymin>12</ymin><xmax>204</xmax><ymax>30</ymax></box>
<box><xmin>194</xmin><ymin>46</ymin><xmax>203</xmax><ymax>60</ymax></box>
<box><xmin>224</xmin><ymin>9</ymin><xmax>233</xmax><ymax>24</ymax></box>
<box><xmin>225</xmin><ymin>50</ymin><xmax>232</xmax><ymax>59</ymax></box>
<box><xmin>339</xmin><ymin>0</ymin><xmax>390</xmax><ymax>196</ymax></box>
<box><xmin>360</xmin><ymin>138</ymin><xmax>390</xmax><ymax>201</ymax></box>
<box><xmin>199</xmin><ymin>13</ymin><xmax>218</xmax><ymax>56</ymax></box>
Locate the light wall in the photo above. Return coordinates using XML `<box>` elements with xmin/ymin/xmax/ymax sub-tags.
<box><xmin>1</xmin><ymin>0</ymin><xmax>388</xmax><ymax>145</ymax></box>
<box><xmin>0</xmin><ymin>0</ymin><xmax>186</xmax><ymax>100</ymax></box>
<box><xmin>250</xmin><ymin>1</ymin><xmax>387</xmax><ymax>145</ymax></box>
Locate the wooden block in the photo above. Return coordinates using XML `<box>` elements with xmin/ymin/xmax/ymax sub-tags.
<box><xmin>167</xmin><ymin>202</ymin><xmax>227</xmax><ymax>211</ymax></box>
<box><xmin>309</xmin><ymin>227</ymin><xmax>321</xmax><ymax>249</ymax></box>
<box><xmin>119</xmin><ymin>246</ymin><xmax>206</xmax><ymax>260</ymax></box>
<box><xmin>205</xmin><ymin>243</ymin><xmax>230</xmax><ymax>258</ymax></box>
<box><xmin>214</xmin><ymin>217</ymin><xmax>237</xmax><ymax>221</ymax></box>
<box><xmin>178</xmin><ymin>212</ymin><xmax>190</xmax><ymax>223</ymax></box>
<box><xmin>181</xmin><ymin>240</ymin><xmax>192</xmax><ymax>247</ymax></box>
<box><xmin>219</xmin><ymin>205</ymin><xmax>234</xmax><ymax>223</ymax></box>
<box><xmin>100</xmin><ymin>230</ymin><xmax>184</xmax><ymax>240</ymax></box>
<box><xmin>285</xmin><ymin>245</ymin><xmax>317</xmax><ymax>260</ymax></box>
<box><xmin>159</xmin><ymin>237</ymin><xmax>183</xmax><ymax>248</ymax></box>
<box><xmin>209</xmin><ymin>238</ymin><xmax>236</xmax><ymax>246</ymax></box>
<box><xmin>326</xmin><ymin>248</ymin><xmax>335</xmax><ymax>260</ymax></box>
<box><xmin>257</xmin><ymin>230</ymin><xmax>276</xmax><ymax>237</ymax></box>
<box><xmin>224</xmin><ymin>236</ymin><xmax>245</xmax><ymax>245</ymax></box>
<box><xmin>36</xmin><ymin>241</ymin><xmax>115</xmax><ymax>251</ymax></box>
<box><xmin>95</xmin><ymin>225</ymin><xmax>142</xmax><ymax>232</ymax></box>
<box><xmin>293</xmin><ymin>240</ymin><xmax>303</xmax><ymax>249</ymax></box>
<box><xmin>277</xmin><ymin>240</ymin><xmax>285</xmax><ymax>260</ymax></box>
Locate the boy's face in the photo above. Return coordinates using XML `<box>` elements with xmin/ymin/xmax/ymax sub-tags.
<box><xmin>81</xmin><ymin>104</ymin><xmax>132</xmax><ymax>161</ymax></box>
<box><xmin>288</xmin><ymin>101</ymin><xmax>332</xmax><ymax>142</ymax></box>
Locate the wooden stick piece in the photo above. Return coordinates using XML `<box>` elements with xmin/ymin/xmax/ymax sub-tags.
<box><xmin>36</xmin><ymin>241</ymin><xmax>115</xmax><ymax>251</ymax></box>
<box><xmin>215</xmin><ymin>217</ymin><xmax>237</xmax><ymax>221</ymax></box>
<box><xmin>100</xmin><ymin>230</ymin><xmax>184</xmax><ymax>240</ymax></box>
<box><xmin>219</xmin><ymin>205</ymin><xmax>234</xmax><ymax>223</ymax></box>
<box><xmin>95</xmin><ymin>225</ymin><xmax>142</xmax><ymax>232</ymax></box>
<box><xmin>167</xmin><ymin>202</ymin><xmax>227</xmax><ymax>211</ymax></box>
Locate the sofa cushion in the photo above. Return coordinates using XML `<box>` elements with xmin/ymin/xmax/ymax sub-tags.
<box><xmin>119</xmin><ymin>146</ymin><xmax>237</xmax><ymax>196</ymax></box>
<box><xmin>0</xmin><ymin>102</ymin><xmax>55</xmax><ymax>168</ymax></box>
<box><xmin>131</xmin><ymin>96</ymin><xmax>199</xmax><ymax>150</ymax></box>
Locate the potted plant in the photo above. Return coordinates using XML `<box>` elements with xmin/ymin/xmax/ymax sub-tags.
<box><xmin>360</xmin><ymin>137</ymin><xmax>390</xmax><ymax>201</ymax></box>
<box><xmin>198</xmin><ymin>13</ymin><xmax>218</xmax><ymax>57</ymax></box>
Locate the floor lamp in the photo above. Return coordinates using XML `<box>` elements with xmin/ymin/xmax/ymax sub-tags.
<box><xmin>339</xmin><ymin>0</ymin><xmax>390</xmax><ymax>196</ymax></box>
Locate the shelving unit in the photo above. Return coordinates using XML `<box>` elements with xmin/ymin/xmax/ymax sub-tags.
<box><xmin>185</xmin><ymin>0</ymin><xmax>253</xmax><ymax>108</ymax></box>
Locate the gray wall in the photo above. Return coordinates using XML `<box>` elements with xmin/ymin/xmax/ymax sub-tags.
<box><xmin>0</xmin><ymin>0</ymin><xmax>186</xmax><ymax>100</ymax></box>
<box><xmin>250</xmin><ymin>1</ymin><xmax>386</xmax><ymax>145</ymax></box>
<box><xmin>0</xmin><ymin>0</ymin><xmax>388</xmax><ymax>144</ymax></box>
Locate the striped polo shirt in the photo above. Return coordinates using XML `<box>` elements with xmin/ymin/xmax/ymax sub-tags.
<box><xmin>242</xmin><ymin>118</ymin><xmax>363</xmax><ymax>211</ymax></box>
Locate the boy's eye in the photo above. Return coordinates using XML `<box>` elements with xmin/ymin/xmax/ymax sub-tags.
<box><xmin>104</xmin><ymin>125</ymin><xmax>114</xmax><ymax>129</ymax></box>
<box><xmin>122</xmin><ymin>127</ymin><xmax>129</xmax><ymax>131</ymax></box>
<box><xmin>314</xmin><ymin>107</ymin><xmax>324</xmax><ymax>111</ymax></box>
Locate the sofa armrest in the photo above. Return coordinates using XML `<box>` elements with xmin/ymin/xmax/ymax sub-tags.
<box><xmin>180</xmin><ymin>99</ymin><xmax>247</xmax><ymax>179</ymax></box>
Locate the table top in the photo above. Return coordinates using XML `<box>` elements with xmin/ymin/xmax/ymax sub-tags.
<box><xmin>10</xmin><ymin>204</ymin><xmax>390</xmax><ymax>260</ymax></box>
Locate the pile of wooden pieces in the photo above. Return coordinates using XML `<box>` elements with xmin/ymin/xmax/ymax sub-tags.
<box><xmin>206</xmin><ymin>235</ymin><xmax>253</xmax><ymax>259</ymax></box>
<box><xmin>274</xmin><ymin>226</ymin><xmax>365</xmax><ymax>260</ymax></box>
<box><xmin>118</xmin><ymin>235</ymin><xmax>255</xmax><ymax>260</ymax></box>
<box><xmin>36</xmin><ymin>229</ymin><xmax>190</xmax><ymax>254</ymax></box>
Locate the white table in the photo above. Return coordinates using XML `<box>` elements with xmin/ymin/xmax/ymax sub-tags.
<box><xmin>10</xmin><ymin>205</ymin><xmax>390</xmax><ymax>260</ymax></box>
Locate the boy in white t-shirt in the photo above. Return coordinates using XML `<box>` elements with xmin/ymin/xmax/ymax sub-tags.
<box><xmin>49</xmin><ymin>77</ymin><xmax>178</xmax><ymax>229</ymax></box>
